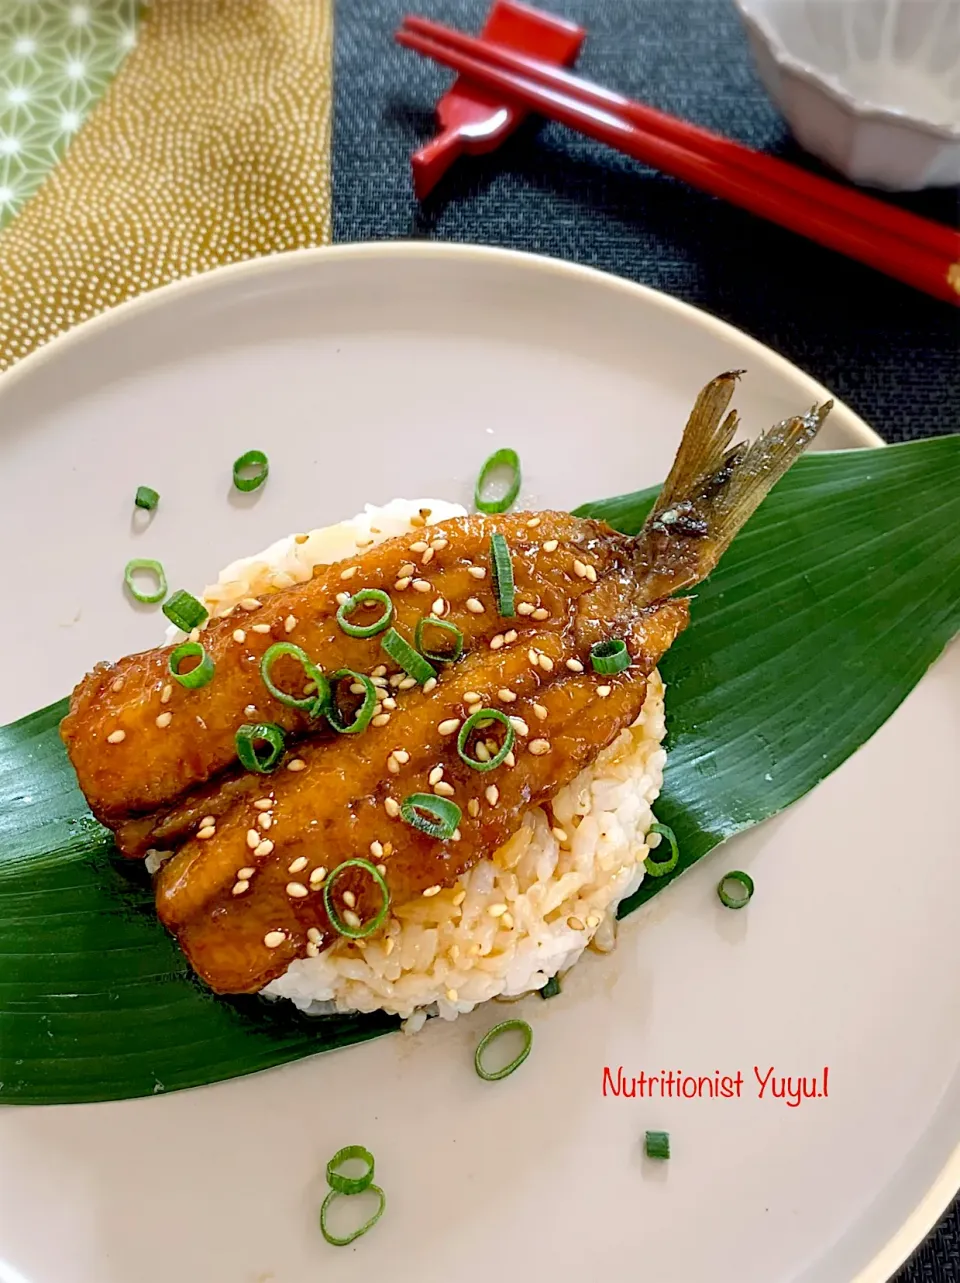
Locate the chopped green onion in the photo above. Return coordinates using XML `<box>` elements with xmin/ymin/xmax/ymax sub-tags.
<box><xmin>325</xmin><ymin>1145</ymin><xmax>375</xmax><ymax>1195</ymax></box>
<box><xmin>380</xmin><ymin>627</ymin><xmax>436</xmax><ymax>685</ymax></box>
<box><xmin>645</xmin><ymin>1130</ymin><xmax>670</xmax><ymax>1160</ymax></box>
<box><xmin>235</xmin><ymin>722</ymin><xmax>286</xmax><ymax>773</ymax></box>
<box><xmin>717</xmin><ymin>869</ymin><xmax>754</xmax><ymax>909</ymax></box>
<box><xmin>400</xmin><ymin>793</ymin><xmax>461</xmax><ymax>840</ymax></box>
<box><xmin>323</xmin><ymin>858</ymin><xmax>390</xmax><ymax>939</ymax></box>
<box><xmin>490</xmin><ymin>533</ymin><xmax>515</xmax><ymax>617</ymax></box>
<box><xmin>474</xmin><ymin>1019</ymin><xmax>533</xmax><ymax>1081</ymax></box>
<box><xmin>319</xmin><ymin>1185</ymin><xmax>386</xmax><ymax>1247</ymax></box>
<box><xmin>590</xmin><ymin>638</ymin><xmax>629</xmax><ymax>674</ymax></box>
<box><xmin>337</xmin><ymin>588</ymin><xmax>393</xmax><ymax>638</ymax></box>
<box><xmin>134</xmin><ymin>485</ymin><xmax>159</xmax><ymax>511</ymax></box>
<box><xmin>162</xmin><ymin>589</ymin><xmax>208</xmax><ymax>632</ymax></box>
<box><xmin>326</xmin><ymin>669</ymin><xmax>377</xmax><ymax>734</ymax></box>
<box><xmin>643</xmin><ymin>823</ymin><xmax>679</xmax><ymax>877</ymax></box>
<box><xmin>260</xmin><ymin>642</ymin><xmax>329</xmax><ymax>715</ymax></box>
<box><xmin>414</xmin><ymin>615</ymin><xmax>463</xmax><ymax>664</ymax></box>
<box><xmin>475</xmin><ymin>447</ymin><xmax>521</xmax><ymax>514</ymax></box>
<box><xmin>540</xmin><ymin>974</ymin><xmax>561</xmax><ymax>1000</ymax></box>
<box><xmin>456</xmin><ymin>708</ymin><xmax>515</xmax><ymax>773</ymax></box>
<box><xmin>232</xmin><ymin>449</ymin><xmax>269</xmax><ymax>493</ymax></box>
<box><xmin>124</xmin><ymin>558</ymin><xmax>167</xmax><ymax>604</ymax></box>
<box><xmin>169</xmin><ymin>641</ymin><xmax>215</xmax><ymax>689</ymax></box>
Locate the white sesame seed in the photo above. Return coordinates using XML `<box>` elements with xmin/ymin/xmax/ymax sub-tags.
<box><xmin>254</xmin><ymin>798</ymin><xmax>272</xmax><ymax>810</ymax></box>
<box><xmin>107</xmin><ymin>730</ymin><xmax>126</xmax><ymax>744</ymax></box>
<box><xmin>155</xmin><ymin>712</ymin><xmax>173</xmax><ymax>729</ymax></box>
<box><xmin>497</xmin><ymin>688</ymin><xmax>517</xmax><ymax>703</ymax></box>
<box><xmin>232</xmin><ymin>880</ymin><xmax>250</xmax><ymax>896</ymax></box>
<box><xmin>422</xmin><ymin>884</ymin><xmax>441</xmax><ymax>898</ymax></box>
<box><xmin>246</xmin><ymin>829</ymin><xmax>260</xmax><ymax>849</ymax></box>
<box><xmin>566</xmin><ymin>658</ymin><xmax>585</xmax><ymax>673</ymax></box>
<box><xmin>306</xmin><ymin>942</ymin><xmax>321</xmax><ymax>957</ymax></box>
<box><xmin>428</xmin><ymin>765</ymin><xmax>444</xmax><ymax>786</ymax></box>
<box><xmin>466</xmin><ymin>598</ymin><xmax>485</xmax><ymax>614</ymax></box>
<box><xmin>552</xmin><ymin>826</ymin><xmax>569</xmax><ymax>843</ymax></box>
<box><xmin>371</xmin><ymin>675</ymin><xmax>388</xmax><ymax>688</ymax></box>
<box><xmin>197</xmin><ymin>826</ymin><xmax>216</xmax><ymax>841</ymax></box>
<box><xmin>257</xmin><ymin>813</ymin><xmax>272</xmax><ymax>830</ymax></box>
<box><xmin>533</xmin><ymin>703</ymin><xmax>548</xmax><ymax>720</ymax></box>
<box><xmin>309</xmin><ymin>867</ymin><xmax>327</xmax><ymax>886</ymax></box>
<box><xmin>501</xmin><ymin>911</ymin><xmax>514</xmax><ymax>929</ymax></box>
<box><xmin>288</xmin><ymin>856</ymin><xmax>308</xmax><ymax>873</ymax></box>
<box><xmin>467</xmin><ymin>798</ymin><xmax>480</xmax><ymax>817</ymax></box>
<box><xmin>568</xmin><ymin>915</ymin><xmax>585</xmax><ymax>930</ymax></box>
<box><xmin>200</xmin><ymin>815</ymin><xmax>216</xmax><ymax>828</ymax></box>
<box><xmin>240</xmin><ymin>597</ymin><xmax>262</xmax><ymax>611</ymax></box>
<box><xmin>489</xmin><ymin>634</ymin><xmax>505</xmax><ymax>650</ymax></box>
<box><xmin>349</xmin><ymin>682</ymin><xmax>365</xmax><ymax>695</ymax></box>
<box><xmin>393</xmin><ymin>750</ymin><xmax>410</xmax><ymax>764</ymax></box>
<box><xmin>340</xmin><ymin>566</ymin><xmax>358</xmax><ymax>580</ymax></box>
<box><xmin>396</xmin><ymin>676</ymin><xmax>416</xmax><ymax>690</ymax></box>
<box><xmin>487</xmin><ymin>903</ymin><xmax>508</xmax><ymax>918</ymax></box>
<box><xmin>383</xmin><ymin>937</ymin><xmax>396</xmax><ymax>956</ymax></box>
<box><xmin>233</xmin><ymin>867</ymin><xmax>254</xmax><ymax>881</ymax></box>
<box><xmin>307</xmin><ymin>926</ymin><xmax>322</xmax><ymax>943</ymax></box>
<box><xmin>263</xmin><ymin>931</ymin><xmax>286</xmax><ymax>948</ymax></box>
<box><xmin>451</xmin><ymin>891</ymin><xmax>466</xmax><ymax>909</ymax></box>
<box><xmin>526</xmin><ymin>516</ymin><xmax>542</xmax><ymax>528</ymax></box>
<box><xmin>573</xmin><ymin>560</ymin><xmax>587</xmax><ymax>578</ymax></box>
<box><xmin>412</xmin><ymin>579</ymin><xmax>431</xmax><ymax>593</ymax></box>
<box><xmin>371</xmin><ymin>713</ymin><xmax>391</xmax><ymax>727</ymax></box>
<box><xmin>468</xmin><ymin>565</ymin><xmax>487</xmax><ymax>579</ymax></box>
<box><xmin>586</xmin><ymin>914</ymin><xmax>601</xmax><ymax>929</ymax></box>
<box><xmin>646</xmin><ymin>830</ymin><xmax>662</xmax><ymax>849</ymax></box>
<box><xmin>410</xmin><ymin>513</ymin><xmax>427</xmax><ymax>527</ymax></box>
<box><xmin>475</xmin><ymin>741</ymin><xmax>491</xmax><ymax>762</ymax></box>
<box><xmin>376</xmin><ymin>862</ymin><xmax>387</xmax><ymax>874</ymax></box>
<box><xmin>410</xmin><ymin>541</ymin><xmax>429</xmax><ymax>554</ymax></box>
<box><xmin>529</xmin><ymin>739</ymin><xmax>551</xmax><ymax>755</ymax></box>
<box><xmin>485</xmin><ymin>784</ymin><xmax>500</xmax><ymax>806</ymax></box>
<box><xmin>398</xmin><ymin>564</ymin><xmax>416</xmax><ymax>580</ymax></box>
<box><xmin>466</xmin><ymin>702</ymin><xmax>483</xmax><ymax>717</ymax></box>
<box><xmin>504</xmin><ymin>750</ymin><xmax>516</xmax><ymax>767</ymax></box>
<box><xmin>421</xmin><ymin>547</ymin><xmax>435</xmax><ymax>565</ymax></box>
<box><xmin>421</xmin><ymin>678</ymin><xmax>438</xmax><ymax>695</ymax></box>
<box><xmin>254</xmin><ymin>840</ymin><xmax>274</xmax><ymax>858</ymax></box>
<box><xmin>539</xmin><ymin>654</ymin><xmax>555</xmax><ymax>673</ymax></box>
<box><xmin>433</xmin><ymin>537</ymin><xmax>448</xmax><ymax>550</ymax></box>
<box><xmin>585</xmin><ymin>565</ymin><xmax>598</xmax><ymax>582</ymax></box>
<box><xmin>438</xmin><ymin>718</ymin><xmax>461</xmax><ymax>735</ymax></box>
<box><xmin>504</xmin><ymin>630</ymin><xmax>518</xmax><ymax>643</ymax></box>
<box><xmin>433</xmin><ymin>781</ymin><xmax>456</xmax><ymax>797</ymax></box>
<box><xmin>188</xmin><ymin>628</ymin><xmax>201</xmax><ymax>642</ymax></box>
<box><xmin>287</xmin><ymin>758</ymin><xmax>306</xmax><ymax>772</ymax></box>
<box><xmin>342</xmin><ymin>910</ymin><xmax>362</xmax><ymax>929</ymax></box>
<box><xmin>431</xmin><ymin>597</ymin><xmax>446</xmax><ymax>617</ymax></box>
<box><xmin>446</xmin><ymin>988</ymin><xmax>459</xmax><ymax>1003</ymax></box>
<box><xmin>528</xmin><ymin>648</ymin><xmax>540</xmax><ymax>666</ymax></box>
<box><xmin>111</xmin><ymin>677</ymin><xmax>125</xmax><ymax>693</ymax></box>
<box><xmin>286</xmin><ymin>882</ymin><xmax>308</xmax><ymax>898</ymax></box>
<box><xmin>532</xmin><ymin>608</ymin><xmax>550</xmax><ymax>621</ymax></box>
<box><xmin>543</xmin><ymin>539</ymin><xmax>559</xmax><ymax>552</ymax></box>
<box><xmin>516</xmin><ymin>602</ymin><xmax>535</xmax><ymax>616</ymax></box>
<box><xmin>160</xmin><ymin>683</ymin><xmax>172</xmax><ymax>704</ymax></box>
<box><xmin>384</xmin><ymin>797</ymin><xmax>400</xmax><ymax>817</ymax></box>
<box><xmin>245</xmin><ymin>704</ymin><xmax>257</xmax><ymax>716</ymax></box>
<box><xmin>394</xmin><ymin>577</ymin><xmax>411</xmax><ymax>591</ymax></box>
<box><xmin>597</xmin><ymin>685</ymin><xmax>612</xmax><ymax>698</ymax></box>
<box><xmin>389</xmin><ymin>673</ymin><xmax>404</xmax><ymax>687</ymax></box>
<box><xmin>509</xmin><ymin>717</ymin><xmax>529</xmax><ymax>737</ymax></box>
<box><xmin>285</xmin><ymin>615</ymin><xmax>297</xmax><ymax>633</ymax></box>
<box><xmin>342</xmin><ymin>890</ymin><xmax>357</xmax><ymax>908</ymax></box>
<box><xmin>233</xmin><ymin>629</ymin><xmax>246</xmax><ymax>643</ymax></box>
<box><xmin>369</xmin><ymin>840</ymin><xmax>385</xmax><ymax>858</ymax></box>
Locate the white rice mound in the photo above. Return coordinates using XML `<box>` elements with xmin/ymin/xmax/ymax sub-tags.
<box><xmin>163</xmin><ymin>498</ymin><xmax>666</xmax><ymax>1028</ymax></box>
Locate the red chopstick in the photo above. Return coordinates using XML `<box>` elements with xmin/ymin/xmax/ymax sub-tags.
<box><xmin>397</xmin><ymin>20</ymin><xmax>960</xmax><ymax>305</ymax></box>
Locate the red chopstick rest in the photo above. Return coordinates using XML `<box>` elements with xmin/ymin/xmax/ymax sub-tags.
<box><xmin>410</xmin><ymin>0</ymin><xmax>584</xmax><ymax>200</ymax></box>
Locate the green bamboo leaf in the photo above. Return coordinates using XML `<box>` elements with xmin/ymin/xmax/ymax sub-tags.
<box><xmin>1</xmin><ymin>438</ymin><xmax>957</xmax><ymax>1104</ymax></box>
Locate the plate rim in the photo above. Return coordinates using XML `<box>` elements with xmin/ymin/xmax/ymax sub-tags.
<box><xmin>7</xmin><ymin>241</ymin><xmax>950</xmax><ymax>1283</ymax></box>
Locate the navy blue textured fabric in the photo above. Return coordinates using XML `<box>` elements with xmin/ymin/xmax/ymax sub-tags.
<box><xmin>333</xmin><ymin>3</ymin><xmax>959</xmax><ymax>1273</ymax></box>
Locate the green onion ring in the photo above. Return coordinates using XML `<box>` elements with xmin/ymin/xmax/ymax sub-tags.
<box><xmin>643</xmin><ymin>823</ymin><xmax>679</xmax><ymax>877</ymax></box>
<box><xmin>134</xmin><ymin>485</ymin><xmax>159</xmax><ymax>511</ymax></box>
<box><xmin>235</xmin><ymin>722</ymin><xmax>286</xmax><ymax>773</ymax></box>
<box><xmin>414</xmin><ymin>614</ymin><xmax>464</xmax><ymax>664</ymax></box>
<box><xmin>232</xmin><ymin>449</ymin><xmax>269</xmax><ymax>493</ymax></box>
<box><xmin>490</xmin><ymin>532</ymin><xmax>515</xmax><ymax>617</ymax></box>
<box><xmin>124</xmin><ymin>558</ymin><xmax>167</xmax><ymax>604</ymax></box>
<box><xmin>326</xmin><ymin>669</ymin><xmax>377</xmax><ymax>734</ymax></box>
<box><xmin>474</xmin><ymin>1019</ymin><xmax>533</xmax><ymax>1081</ymax></box>
<box><xmin>319</xmin><ymin>1184</ymin><xmax>386</xmax><ymax>1247</ymax></box>
<box><xmin>325</xmin><ymin>1145</ymin><xmax>375</xmax><ymax>1195</ymax></box>
<box><xmin>260</xmin><ymin>642</ymin><xmax>329</xmax><ymax>715</ymax></box>
<box><xmin>645</xmin><ymin>1130</ymin><xmax>670</xmax><ymax>1160</ymax></box>
<box><xmin>380</xmin><ymin>627</ymin><xmax>436</xmax><ymax>685</ymax></box>
<box><xmin>336</xmin><ymin>588</ymin><xmax>394</xmax><ymax>639</ymax></box>
<box><xmin>590</xmin><ymin>638</ymin><xmax>630</xmax><ymax>675</ymax></box>
<box><xmin>399</xmin><ymin>793</ymin><xmax>461</xmax><ymax>840</ymax></box>
<box><xmin>162</xmin><ymin>589</ymin><xmax>209</xmax><ymax>632</ymax></box>
<box><xmin>539</xmin><ymin>974</ymin><xmax>561</xmax><ymax>1000</ymax></box>
<box><xmin>168</xmin><ymin>641</ymin><xmax>215</xmax><ymax>689</ymax></box>
<box><xmin>717</xmin><ymin>869</ymin><xmax>754</xmax><ymax>909</ymax></box>
<box><xmin>456</xmin><ymin>708</ymin><xmax>515</xmax><ymax>773</ymax></box>
<box><xmin>475</xmin><ymin>447</ymin><xmax>521</xmax><ymax>514</ymax></box>
<box><xmin>323</xmin><ymin>858</ymin><xmax>390</xmax><ymax>939</ymax></box>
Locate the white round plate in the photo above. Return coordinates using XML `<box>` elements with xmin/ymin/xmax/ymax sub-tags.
<box><xmin>0</xmin><ymin>244</ymin><xmax>956</xmax><ymax>1283</ymax></box>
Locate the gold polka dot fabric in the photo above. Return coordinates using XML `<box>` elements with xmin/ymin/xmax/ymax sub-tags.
<box><xmin>0</xmin><ymin>0</ymin><xmax>333</xmax><ymax>371</ymax></box>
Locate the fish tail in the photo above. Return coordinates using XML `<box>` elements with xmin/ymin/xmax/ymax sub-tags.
<box><xmin>635</xmin><ymin>371</ymin><xmax>832</xmax><ymax>598</ymax></box>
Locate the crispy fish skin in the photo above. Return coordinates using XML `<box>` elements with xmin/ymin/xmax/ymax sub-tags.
<box><xmin>156</xmin><ymin>601</ymin><xmax>689</xmax><ymax>993</ymax></box>
<box><xmin>61</xmin><ymin>511</ymin><xmax>640</xmax><ymax>827</ymax></box>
